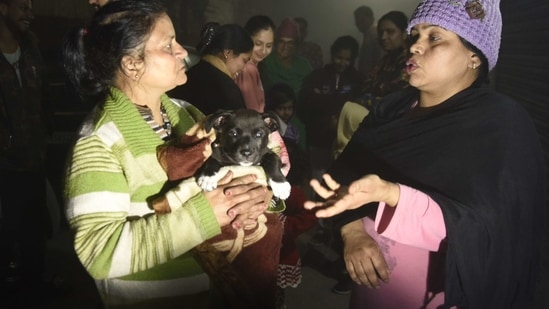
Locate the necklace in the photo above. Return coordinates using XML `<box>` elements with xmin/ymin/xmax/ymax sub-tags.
<box><xmin>135</xmin><ymin>104</ymin><xmax>172</xmax><ymax>141</ymax></box>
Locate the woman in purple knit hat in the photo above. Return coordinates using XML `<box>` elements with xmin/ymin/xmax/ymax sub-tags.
<box><xmin>303</xmin><ymin>0</ymin><xmax>544</xmax><ymax>308</ymax></box>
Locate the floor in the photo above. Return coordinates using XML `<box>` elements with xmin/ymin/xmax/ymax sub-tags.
<box><xmin>2</xmin><ymin>221</ymin><xmax>350</xmax><ymax>309</ymax></box>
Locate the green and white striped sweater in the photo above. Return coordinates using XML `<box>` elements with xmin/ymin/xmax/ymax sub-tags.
<box><xmin>65</xmin><ymin>87</ymin><xmax>221</xmax><ymax>307</ymax></box>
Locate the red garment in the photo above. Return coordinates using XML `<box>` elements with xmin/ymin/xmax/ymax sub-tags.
<box><xmin>276</xmin><ymin>185</ymin><xmax>318</xmax><ymax>288</ymax></box>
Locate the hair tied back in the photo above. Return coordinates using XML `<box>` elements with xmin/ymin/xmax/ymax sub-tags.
<box><xmin>197</xmin><ymin>22</ymin><xmax>220</xmax><ymax>53</ymax></box>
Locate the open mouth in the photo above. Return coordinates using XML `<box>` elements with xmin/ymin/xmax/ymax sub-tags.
<box><xmin>406</xmin><ymin>59</ymin><xmax>418</xmax><ymax>74</ymax></box>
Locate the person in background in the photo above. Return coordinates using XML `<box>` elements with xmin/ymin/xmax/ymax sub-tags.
<box><xmin>298</xmin><ymin>35</ymin><xmax>363</xmax><ymax>182</ymax></box>
<box><xmin>361</xmin><ymin>10</ymin><xmax>410</xmax><ymax>105</ymax></box>
<box><xmin>172</xmin><ymin>20</ymin><xmax>290</xmax><ymax>177</ymax></box>
<box><xmin>265</xmin><ymin>81</ymin><xmax>306</xmax><ymax>193</ymax></box>
<box><xmin>62</xmin><ymin>1</ymin><xmax>271</xmax><ymax>308</ymax></box>
<box><xmin>265</xmin><ymin>82</ymin><xmax>317</xmax><ymax>309</ymax></box>
<box><xmin>353</xmin><ymin>5</ymin><xmax>383</xmax><ymax>76</ymax></box>
<box><xmin>260</xmin><ymin>17</ymin><xmax>311</xmax><ymax>95</ymax></box>
<box><xmin>0</xmin><ymin>0</ymin><xmax>59</xmax><ymax>306</ymax></box>
<box><xmin>294</xmin><ymin>17</ymin><xmax>323</xmax><ymax>70</ymax></box>
<box><xmin>304</xmin><ymin>0</ymin><xmax>544</xmax><ymax>308</ymax></box>
<box><xmin>169</xmin><ymin>22</ymin><xmax>252</xmax><ymax>115</ymax></box>
<box><xmin>235</xmin><ymin>15</ymin><xmax>275</xmax><ymax>112</ymax></box>
<box><xmin>259</xmin><ymin>17</ymin><xmax>312</xmax><ymax>152</ymax></box>
<box><xmin>333</xmin><ymin>10</ymin><xmax>410</xmax><ymax>159</ymax></box>
<box><xmin>296</xmin><ymin>36</ymin><xmax>363</xmax><ymax>296</ymax></box>
<box><xmin>233</xmin><ymin>15</ymin><xmax>291</xmax><ymax>178</ymax></box>
<box><xmin>171</xmin><ymin>20</ymin><xmax>290</xmax><ymax>308</ymax></box>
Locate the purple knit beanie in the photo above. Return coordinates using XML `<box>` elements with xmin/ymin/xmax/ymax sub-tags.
<box><xmin>276</xmin><ymin>17</ymin><xmax>301</xmax><ymax>41</ymax></box>
<box><xmin>407</xmin><ymin>0</ymin><xmax>502</xmax><ymax>71</ymax></box>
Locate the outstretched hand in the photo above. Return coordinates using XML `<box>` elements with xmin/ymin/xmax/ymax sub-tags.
<box><xmin>304</xmin><ymin>174</ymin><xmax>400</xmax><ymax>218</ymax></box>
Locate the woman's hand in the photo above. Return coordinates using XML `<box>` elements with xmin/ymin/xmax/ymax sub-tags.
<box><xmin>304</xmin><ymin>174</ymin><xmax>400</xmax><ymax>218</ymax></box>
<box><xmin>204</xmin><ymin>171</ymin><xmax>269</xmax><ymax>229</ymax></box>
<box><xmin>341</xmin><ymin>220</ymin><xmax>390</xmax><ymax>288</ymax></box>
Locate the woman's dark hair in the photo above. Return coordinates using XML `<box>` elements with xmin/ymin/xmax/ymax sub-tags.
<box><xmin>330</xmin><ymin>35</ymin><xmax>359</xmax><ymax>63</ymax></box>
<box><xmin>265</xmin><ymin>82</ymin><xmax>296</xmax><ymax>110</ymax></box>
<box><xmin>378</xmin><ymin>11</ymin><xmax>408</xmax><ymax>33</ymax></box>
<box><xmin>244</xmin><ymin>15</ymin><xmax>276</xmax><ymax>37</ymax></box>
<box><xmin>196</xmin><ymin>23</ymin><xmax>253</xmax><ymax>56</ymax></box>
<box><xmin>63</xmin><ymin>0</ymin><xmax>167</xmax><ymax>106</ymax></box>
<box><xmin>460</xmin><ymin>37</ymin><xmax>489</xmax><ymax>83</ymax></box>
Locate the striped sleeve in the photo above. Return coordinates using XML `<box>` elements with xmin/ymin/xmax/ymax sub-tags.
<box><xmin>65</xmin><ymin>132</ymin><xmax>218</xmax><ymax>279</ymax></box>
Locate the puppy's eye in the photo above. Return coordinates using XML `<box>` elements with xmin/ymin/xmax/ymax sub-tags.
<box><xmin>255</xmin><ymin>131</ymin><xmax>264</xmax><ymax>138</ymax></box>
<box><xmin>228</xmin><ymin>129</ymin><xmax>238</xmax><ymax>137</ymax></box>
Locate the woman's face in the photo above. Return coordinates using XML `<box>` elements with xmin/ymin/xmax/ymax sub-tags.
<box><xmin>140</xmin><ymin>14</ymin><xmax>188</xmax><ymax>91</ymax></box>
<box><xmin>276</xmin><ymin>37</ymin><xmax>297</xmax><ymax>60</ymax></box>
<box><xmin>251</xmin><ymin>28</ymin><xmax>274</xmax><ymax>63</ymax></box>
<box><xmin>378</xmin><ymin>19</ymin><xmax>407</xmax><ymax>52</ymax></box>
<box><xmin>226</xmin><ymin>51</ymin><xmax>252</xmax><ymax>79</ymax></box>
<box><xmin>332</xmin><ymin>49</ymin><xmax>353</xmax><ymax>74</ymax></box>
<box><xmin>406</xmin><ymin>23</ymin><xmax>479</xmax><ymax>98</ymax></box>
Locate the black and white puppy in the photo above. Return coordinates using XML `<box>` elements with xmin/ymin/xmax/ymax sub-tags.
<box><xmin>196</xmin><ymin>109</ymin><xmax>291</xmax><ymax>200</ymax></box>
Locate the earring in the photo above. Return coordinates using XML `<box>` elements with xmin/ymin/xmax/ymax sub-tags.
<box><xmin>472</xmin><ymin>63</ymin><xmax>477</xmax><ymax>70</ymax></box>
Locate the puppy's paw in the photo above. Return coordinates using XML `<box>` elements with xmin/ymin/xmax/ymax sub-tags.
<box><xmin>197</xmin><ymin>175</ymin><xmax>218</xmax><ymax>191</ymax></box>
<box><xmin>269</xmin><ymin>180</ymin><xmax>291</xmax><ymax>200</ymax></box>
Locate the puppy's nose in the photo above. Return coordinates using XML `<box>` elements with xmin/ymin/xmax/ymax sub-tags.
<box><xmin>241</xmin><ymin>149</ymin><xmax>252</xmax><ymax>157</ymax></box>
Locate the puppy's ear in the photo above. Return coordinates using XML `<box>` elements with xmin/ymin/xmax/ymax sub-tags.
<box><xmin>262</xmin><ymin>111</ymin><xmax>280</xmax><ymax>133</ymax></box>
<box><xmin>204</xmin><ymin>110</ymin><xmax>233</xmax><ymax>132</ymax></box>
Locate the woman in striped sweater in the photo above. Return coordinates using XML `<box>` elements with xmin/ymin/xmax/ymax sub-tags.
<box><xmin>62</xmin><ymin>1</ymin><xmax>271</xmax><ymax>308</ymax></box>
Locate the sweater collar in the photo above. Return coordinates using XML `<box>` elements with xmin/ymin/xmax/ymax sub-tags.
<box><xmin>202</xmin><ymin>54</ymin><xmax>233</xmax><ymax>79</ymax></box>
<box><xmin>104</xmin><ymin>87</ymin><xmax>168</xmax><ymax>155</ymax></box>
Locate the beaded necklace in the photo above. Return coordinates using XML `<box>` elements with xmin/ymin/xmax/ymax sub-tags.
<box><xmin>135</xmin><ymin>104</ymin><xmax>172</xmax><ymax>141</ymax></box>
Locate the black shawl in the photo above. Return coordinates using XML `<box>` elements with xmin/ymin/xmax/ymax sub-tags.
<box><xmin>327</xmin><ymin>85</ymin><xmax>544</xmax><ymax>308</ymax></box>
<box><xmin>168</xmin><ymin>60</ymin><xmax>246</xmax><ymax>115</ymax></box>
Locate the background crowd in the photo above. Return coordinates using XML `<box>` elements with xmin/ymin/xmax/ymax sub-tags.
<box><xmin>0</xmin><ymin>0</ymin><xmax>547</xmax><ymax>308</ymax></box>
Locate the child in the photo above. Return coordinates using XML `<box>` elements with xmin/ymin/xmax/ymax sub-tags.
<box><xmin>265</xmin><ymin>83</ymin><xmax>300</xmax><ymax>147</ymax></box>
<box><xmin>266</xmin><ymin>83</ymin><xmax>317</xmax><ymax>308</ymax></box>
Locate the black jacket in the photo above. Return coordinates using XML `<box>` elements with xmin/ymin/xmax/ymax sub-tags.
<box><xmin>169</xmin><ymin>60</ymin><xmax>245</xmax><ymax>116</ymax></box>
<box><xmin>297</xmin><ymin>64</ymin><xmax>363</xmax><ymax>148</ymax></box>
<box><xmin>329</xmin><ymin>85</ymin><xmax>544</xmax><ymax>308</ymax></box>
<box><xmin>0</xmin><ymin>31</ymin><xmax>50</xmax><ymax>171</ymax></box>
